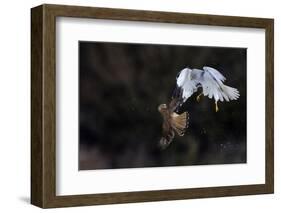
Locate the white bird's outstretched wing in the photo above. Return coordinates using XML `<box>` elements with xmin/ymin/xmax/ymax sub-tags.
<box><xmin>200</xmin><ymin>66</ymin><xmax>239</xmax><ymax>102</ymax></box>
<box><xmin>175</xmin><ymin>66</ymin><xmax>240</xmax><ymax>104</ymax></box>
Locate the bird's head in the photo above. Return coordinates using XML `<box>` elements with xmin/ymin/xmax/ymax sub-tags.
<box><xmin>158</xmin><ymin>104</ymin><xmax>167</xmax><ymax>112</ymax></box>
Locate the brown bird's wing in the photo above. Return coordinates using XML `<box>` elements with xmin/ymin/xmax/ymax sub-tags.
<box><xmin>168</xmin><ymin>98</ymin><xmax>181</xmax><ymax>113</ymax></box>
<box><xmin>159</xmin><ymin>98</ymin><xmax>188</xmax><ymax>149</ymax></box>
<box><xmin>168</xmin><ymin>98</ymin><xmax>189</xmax><ymax>136</ymax></box>
<box><xmin>170</xmin><ymin>111</ymin><xmax>189</xmax><ymax>136</ymax></box>
<box><xmin>159</xmin><ymin>113</ymin><xmax>175</xmax><ymax>149</ymax></box>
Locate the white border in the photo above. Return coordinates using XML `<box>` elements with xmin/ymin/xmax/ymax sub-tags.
<box><xmin>56</xmin><ymin>17</ymin><xmax>265</xmax><ymax>195</ymax></box>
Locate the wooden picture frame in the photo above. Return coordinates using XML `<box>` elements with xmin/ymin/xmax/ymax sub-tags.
<box><xmin>31</xmin><ymin>4</ymin><xmax>274</xmax><ymax>208</ymax></box>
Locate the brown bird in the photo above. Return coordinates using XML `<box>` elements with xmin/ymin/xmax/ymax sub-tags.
<box><xmin>158</xmin><ymin>98</ymin><xmax>189</xmax><ymax>149</ymax></box>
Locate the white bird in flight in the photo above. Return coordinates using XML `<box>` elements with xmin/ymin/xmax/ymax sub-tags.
<box><xmin>175</xmin><ymin>66</ymin><xmax>240</xmax><ymax>112</ymax></box>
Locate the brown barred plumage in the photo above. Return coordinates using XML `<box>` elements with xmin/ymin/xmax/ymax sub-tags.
<box><xmin>158</xmin><ymin>98</ymin><xmax>189</xmax><ymax>149</ymax></box>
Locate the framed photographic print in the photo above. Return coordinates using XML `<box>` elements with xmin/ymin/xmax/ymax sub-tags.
<box><xmin>31</xmin><ymin>4</ymin><xmax>274</xmax><ymax>208</ymax></box>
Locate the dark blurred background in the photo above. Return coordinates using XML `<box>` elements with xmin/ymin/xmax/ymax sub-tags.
<box><xmin>79</xmin><ymin>41</ymin><xmax>246</xmax><ymax>170</ymax></box>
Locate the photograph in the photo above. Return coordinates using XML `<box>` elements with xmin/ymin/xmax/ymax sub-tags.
<box><xmin>78</xmin><ymin>41</ymin><xmax>247</xmax><ymax>170</ymax></box>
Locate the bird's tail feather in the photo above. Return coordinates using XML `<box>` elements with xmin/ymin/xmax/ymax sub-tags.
<box><xmin>159</xmin><ymin>131</ymin><xmax>175</xmax><ymax>149</ymax></box>
<box><xmin>171</xmin><ymin>111</ymin><xmax>189</xmax><ymax>136</ymax></box>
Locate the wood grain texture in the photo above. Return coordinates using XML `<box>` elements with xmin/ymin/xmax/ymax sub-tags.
<box><xmin>31</xmin><ymin>5</ymin><xmax>43</xmax><ymax>207</ymax></box>
<box><xmin>31</xmin><ymin>4</ymin><xmax>274</xmax><ymax>208</ymax></box>
<box><xmin>265</xmin><ymin>20</ymin><xmax>274</xmax><ymax>193</ymax></box>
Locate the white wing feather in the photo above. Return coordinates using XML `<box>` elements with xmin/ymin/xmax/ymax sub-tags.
<box><xmin>203</xmin><ymin>66</ymin><xmax>226</xmax><ymax>82</ymax></box>
<box><xmin>176</xmin><ymin>66</ymin><xmax>239</xmax><ymax>103</ymax></box>
<box><xmin>176</xmin><ymin>68</ymin><xmax>198</xmax><ymax>102</ymax></box>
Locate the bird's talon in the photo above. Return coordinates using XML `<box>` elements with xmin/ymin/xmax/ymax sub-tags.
<box><xmin>215</xmin><ymin>102</ymin><xmax>219</xmax><ymax>112</ymax></box>
<box><xmin>196</xmin><ymin>93</ymin><xmax>203</xmax><ymax>102</ymax></box>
